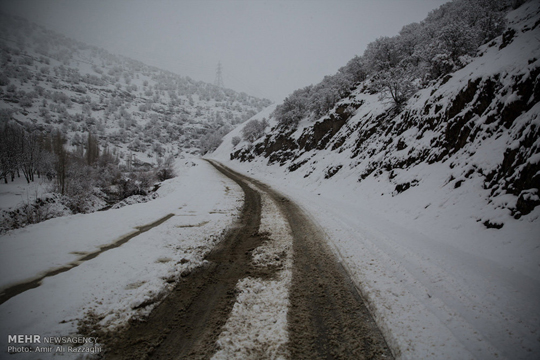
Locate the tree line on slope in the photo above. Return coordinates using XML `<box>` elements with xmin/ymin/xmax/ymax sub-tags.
<box><xmin>0</xmin><ymin>117</ymin><xmax>176</xmax><ymax>232</ymax></box>
<box><xmin>273</xmin><ymin>0</ymin><xmax>524</xmax><ymax>127</ymax></box>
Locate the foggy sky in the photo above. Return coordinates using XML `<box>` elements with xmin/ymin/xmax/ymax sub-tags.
<box><xmin>0</xmin><ymin>0</ymin><xmax>448</xmax><ymax>102</ymax></box>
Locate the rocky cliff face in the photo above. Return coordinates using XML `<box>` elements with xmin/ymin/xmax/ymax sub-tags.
<box><xmin>229</xmin><ymin>1</ymin><xmax>540</xmax><ymax>222</ymax></box>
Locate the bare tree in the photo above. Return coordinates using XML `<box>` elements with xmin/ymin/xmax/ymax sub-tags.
<box><xmin>53</xmin><ymin>131</ymin><xmax>68</xmax><ymax>195</ymax></box>
<box><xmin>20</xmin><ymin>130</ymin><xmax>41</xmax><ymax>183</ymax></box>
<box><xmin>85</xmin><ymin>131</ymin><xmax>100</xmax><ymax>166</ymax></box>
<box><xmin>374</xmin><ymin>68</ymin><xmax>417</xmax><ymax>112</ymax></box>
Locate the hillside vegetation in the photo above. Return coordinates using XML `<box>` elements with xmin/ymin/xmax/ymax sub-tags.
<box><xmin>0</xmin><ymin>11</ymin><xmax>270</xmax><ymax>230</ymax></box>
<box><xmin>271</xmin><ymin>0</ymin><xmax>519</xmax><ymax>127</ymax></box>
<box><xmin>227</xmin><ymin>0</ymin><xmax>539</xmax><ymax>224</ymax></box>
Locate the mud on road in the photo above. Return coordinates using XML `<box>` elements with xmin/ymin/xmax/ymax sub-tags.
<box><xmin>101</xmin><ymin>161</ymin><xmax>393</xmax><ymax>359</ymax></box>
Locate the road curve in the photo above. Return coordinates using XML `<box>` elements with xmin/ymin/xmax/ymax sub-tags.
<box><xmin>101</xmin><ymin>160</ymin><xmax>393</xmax><ymax>359</ymax></box>
<box><xmin>217</xmin><ymin>162</ymin><xmax>393</xmax><ymax>359</ymax></box>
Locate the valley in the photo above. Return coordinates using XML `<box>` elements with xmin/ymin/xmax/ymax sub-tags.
<box><xmin>1</xmin><ymin>0</ymin><xmax>539</xmax><ymax>359</ymax></box>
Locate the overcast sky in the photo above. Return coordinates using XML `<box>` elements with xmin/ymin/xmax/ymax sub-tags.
<box><xmin>0</xmin><ymin>0</ymin><xmax>448</xmax><ymax>102</ymax></box>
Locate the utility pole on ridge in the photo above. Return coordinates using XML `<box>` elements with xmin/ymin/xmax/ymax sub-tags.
<box><xmin>214</xmin><ymin>61</ymin><xmax>224</xmax><ymax>88</ymax></box>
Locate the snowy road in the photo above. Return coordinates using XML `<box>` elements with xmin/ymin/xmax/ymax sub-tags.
<box><xmin>210</xmin><ymin>161</ymin><xmax>392</xmax><ymax>359</ymax></box>
<box><xmin>104</xmin><ymin>160</ymin><xmax>392</xmax><ymax>359</ymax></box>
<box><xmin>0</xmin><ymin>159</ymin><xmax>244</xmax><ymax>359</ymax></box>
<box><xmin>0</xmin><ymin>158</ymin><xmax>392</xmax><ymax>359</ymax></box>
<box><xmin>4</xmin><ymin>155</ymin><xmax>536</xmax><ymax>359</ymax></box>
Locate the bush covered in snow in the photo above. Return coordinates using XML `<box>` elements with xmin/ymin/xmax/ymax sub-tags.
<box><xmin>273</xmin><ymin>0</ymin><xmax>513</xmax><ymax>128</ymax></box>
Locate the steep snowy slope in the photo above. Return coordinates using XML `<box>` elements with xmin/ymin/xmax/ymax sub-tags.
<box><xmin>227</xmin><ymin>0</ymin><xmax>540</xmax><ymax>227</ymax></box>
<box><xmin>212</xmin><ymin>2</ymin><xmax>540</xmax><ymax>359</ymax></box>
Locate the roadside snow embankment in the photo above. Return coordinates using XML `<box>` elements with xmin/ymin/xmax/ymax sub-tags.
<box><xmin>0</xmin><ymin>158</ymin><xmax>243</xmax><ymax>359</ymax></box>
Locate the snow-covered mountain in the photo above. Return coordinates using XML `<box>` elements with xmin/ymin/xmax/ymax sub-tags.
<box><xmin>0</xmin><ymin>11</ymin><xmax>272</xmax><ymax>165</ymax></box>
<box><xmin>218</xmin><ymin>0</ymin><xmax>540</xmax><ymax>228</ymax></box>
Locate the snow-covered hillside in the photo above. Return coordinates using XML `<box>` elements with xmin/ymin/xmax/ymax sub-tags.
<box><xmin>212</xmin><ymin>2</ymin><xmax>540</xmax><ymax>359</ymax></box>
<box><xmin>224</xmin><ymin>0</ymin><xmax>540</xmax><ymax>227</ymax></box>
<box><xmin>0</xmin><ymin>11</ymin><xmax>271</xmax><ymax>164</ymax></box>
<box><xmin>0</xmin><ymin>11</ymin><xmax>270</xmax><ymax>230</ymax></box>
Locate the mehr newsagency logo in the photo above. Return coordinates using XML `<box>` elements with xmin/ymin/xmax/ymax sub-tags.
<box><xmin>7</xmin><ymin>334</ymin><xmax>101</xmax><ymax>355</ymax></box>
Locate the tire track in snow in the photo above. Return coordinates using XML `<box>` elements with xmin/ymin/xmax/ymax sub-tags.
<box><xmin>211</xmin><ymin>178</ymin><xmax>294</xmax><ymax>359</ymax></box>
<box><xmin>245</xmin><ymin>175</ymin><xmax>394</xmax><ymax>359</ymax></box>
<box><xmin>207</xmin><ymin>162</ymin><xmax>393</xmax><ymax>359</ymax></box>
<box><xmin>103</xmin><ymin>160</ymin><xmax>266</xmax><ymax>359</ymax></box>
<box><xmin>0</xmin><ymin>213</ymin><xmax>174</xmax><ymax>306</ymax></box>
<box><xmin>102</xmin><ymin>161</ymin><xmax>393</xmax><ymax>359</ymax></box>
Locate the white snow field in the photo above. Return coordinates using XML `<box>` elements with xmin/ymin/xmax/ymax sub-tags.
<box><xmin>0</xmin><ymin>158</ymin><xmax>244</xmax><ymax>359</ymax></box>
